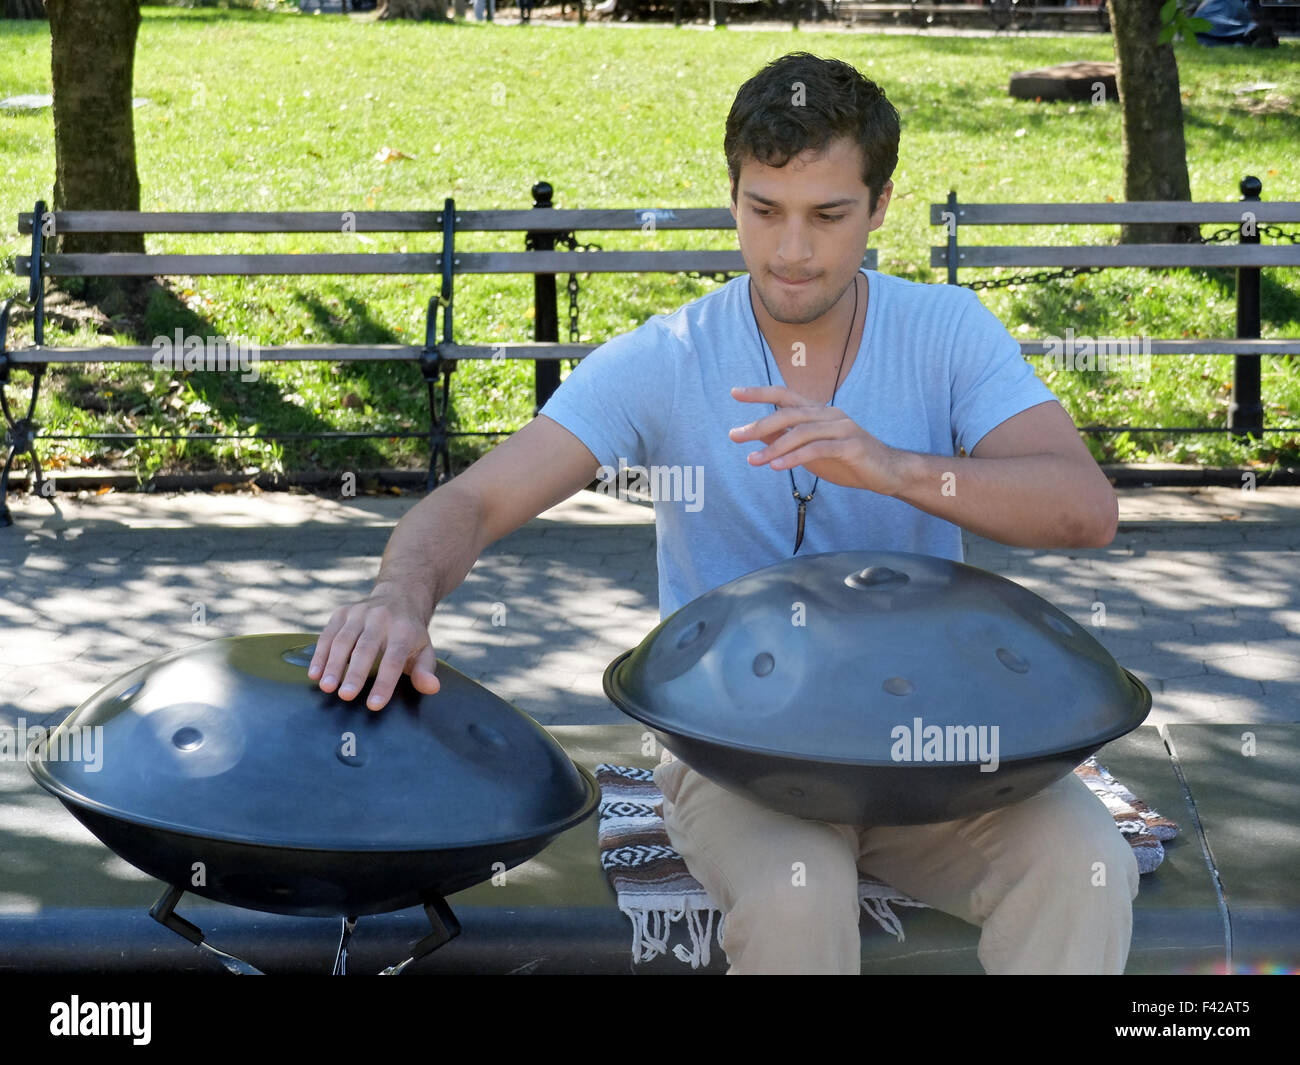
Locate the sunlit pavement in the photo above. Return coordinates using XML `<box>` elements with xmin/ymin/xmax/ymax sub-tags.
<box><xmin>3</xmin><ymin>482</ymin><xmax>1298</xmax><ymax>728</ymax></box>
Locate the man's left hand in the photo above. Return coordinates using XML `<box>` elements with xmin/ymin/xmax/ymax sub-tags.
<box><xmin>729</xmin><ymin>385</ymin><xmax>907</xmax><ymax>498</ymax></box>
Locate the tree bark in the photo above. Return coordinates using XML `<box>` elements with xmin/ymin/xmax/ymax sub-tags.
<box><xmin>1108</xmin><ymin>0</ymin><xmax>1198</xmax><ymax>243</ymax></box>
<box><xmin>44</xmin><ymin>0</ymin><xmax>146</xmax><ymax>309</ymax></box>
<box><xmin>4</xmin><ymin>0</ymin><xmax>47</xmax><ymax>17</ymax></box>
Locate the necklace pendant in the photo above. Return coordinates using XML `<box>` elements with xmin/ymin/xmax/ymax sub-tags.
<box><xmin>794</xmin><ymin>498</ymin><xmax>807</xmax><ymax>555</ymax></box>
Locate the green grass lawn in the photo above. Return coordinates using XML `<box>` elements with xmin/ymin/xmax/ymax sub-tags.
<box><xmin>2</xmin><ymin>8</ymin><xmax>1299</xmax><ymax>479</ymax></box>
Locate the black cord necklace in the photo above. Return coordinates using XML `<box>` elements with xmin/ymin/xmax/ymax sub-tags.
<box><xmin>747</xmin><ymin>272</ymin><xmax>860</xmax><ymax>555</ymax></box>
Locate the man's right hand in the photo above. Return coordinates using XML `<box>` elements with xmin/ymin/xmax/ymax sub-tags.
<box><xmin>308</xmin><ymin>584</ymin><xmax>441</xmax><ymax>712</ymax></box>
<box><xmin>303</xmin><ymin>415</ymin><xmax>601</xmax><ymax>712</ymax></box>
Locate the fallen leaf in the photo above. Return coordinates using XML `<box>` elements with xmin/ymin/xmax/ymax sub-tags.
<box><xmin>374</xmin><ymin>146</ymin><xmax>416</xmax><ymax>164</ymax></box>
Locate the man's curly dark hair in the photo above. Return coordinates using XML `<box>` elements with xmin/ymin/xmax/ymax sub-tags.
<box><xmin>725</xmin><ymin>52</ymin><xmax>901</xmax><ymax>215</ymax></box>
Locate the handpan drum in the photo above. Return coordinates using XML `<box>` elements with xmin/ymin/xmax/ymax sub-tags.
<box><xmin>28</xmin><ymin>634</ymin><xmax>598</xmax><ymax>973</ymax></box>
<box><xmin>604</xmin><ymin>551</ymin><xmax>1151</xmax><ymax>826</ymax></box>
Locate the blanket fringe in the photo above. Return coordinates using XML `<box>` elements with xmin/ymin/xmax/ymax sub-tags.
<box><xmin>620</xmin><ymin>893</ymin><xmax>928</xmax><ymax>965</ymax></box>
<box><xmin>858</xmin><ymin>893</ymin><xmax>931</xmax><ymax>942</ymax></box>
<box><xmin>620</xmin><ymin>898</ymin><xmax>723</xmax><ymax>969</ymax></box>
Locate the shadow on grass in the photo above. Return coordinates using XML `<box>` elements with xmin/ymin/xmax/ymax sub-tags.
<box><xmin>1007</xmin><ymin>265</ymin><xmax>1300</xmax><ymax>338</ymax></box>
<box><xmin>1181</xmin><ymin>103</ymin><xmax>1300</xmax><ymax>151</ymax></box>
<box><xmin>995</xmin><ymin>264</ymin><xmax>1300</xmax><ymax>463</ymax></box>
<box><xmin>27</xmin><ymin>277</ymin><xmax>433</xmax><ymax>473</ymax></box>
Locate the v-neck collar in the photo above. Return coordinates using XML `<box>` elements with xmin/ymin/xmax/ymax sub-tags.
<box><xmin>748</xmin><ymin>267</ymin><xmax>877</xmax><ymax>405</ymax></box>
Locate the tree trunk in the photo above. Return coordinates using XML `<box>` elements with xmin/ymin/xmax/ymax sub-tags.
<box><xmin>4</xmin><ymin>0</ymin><xmax>47</xmax><ymax>17</ymax></box>
<box><xmin>44</xmin><ymin>0</ymin><xmax>146</xmax><ymax>311</ymax></box>
<box><xmin>1108</xmin><ymin>0</ymin><xmax>1198</xmax><ymax>244</ymax></box>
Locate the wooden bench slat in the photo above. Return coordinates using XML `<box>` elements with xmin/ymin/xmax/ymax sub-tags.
<box><xmin>18</xmin><ymin>249</ymin><xmax>876</xmax><ymax>277</ymax></box>
<box><xmin>931</xmin><ymin>245</ymin><xmax>1300</xmax><ymax>269</ymax></box>
<box><xmin>451</xmin><ymin>208</ymin><xmax>738</xmax><ymax>231</ymax></box>
<box><xmin>17</xmin><ymin>250</ymin><xmax>755</xmax><ymax>278</ymax></box>
<box><xmin>16</xmin><ymin>207</ymin><xmax>742</xmax><ymax>235</ymax></box>
<box><xmin>9</xmin><ymin>339</ymin><xmax>1297</xmax><ymax>368</ymax></box>
<box><xmin>455</xmin><ymin>250</ymin><xmax>747</xmax><ymax>274</ymax></box>
<box><xmin>3</xmin><ymin>346</ymin><xmax>423</xmax><ymax>364</ymax></box>
<box><xmin>2</xmin><ymin>343</ymin><xmax>600</xmax><ymax>365</ymax></box>
<box><xmin>440</xmin><ymin>343</ymin><xmax>597</xmax><ymax>360</ymax></box>
<box><xmin>17</xmin><ymin>211</ymin><xmax>444</xmax><ymax>234</ymax></box>
<box><xmin>1020</xmin><ymin>338</ymin><xmax>1300</xmax><ymax>356</ymax></box>
<box><xmin>457</xmin><ymin>249</ymin><xmax>878</xmax><ymax>273</ymax></box>
<box><xmin>928</xmin><ymin>202</ymin><xmax>1300</xmax><ymax>225</ymax></box>
<box><xmin>22</xmin><ymin>253</ymin><xmax>445</xmax><ymax>277</ymax></box>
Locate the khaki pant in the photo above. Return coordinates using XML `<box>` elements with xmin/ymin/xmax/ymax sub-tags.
<box><xmin>654</xmin><ymin>755</ymin><xmax>1140</xmax><ymax>975</ymax></box>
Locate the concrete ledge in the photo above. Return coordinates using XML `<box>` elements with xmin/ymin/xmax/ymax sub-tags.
<box><xmin>3</xmin><ymin>724</ymin><xmax>1282</xmax><ymax>973</ymax></box>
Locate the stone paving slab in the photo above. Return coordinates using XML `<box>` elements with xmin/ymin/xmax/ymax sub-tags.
<box><xmin>2</xmin><ymin>485</ymin><xmax>1299</xmax><ymax>729</ymax></box>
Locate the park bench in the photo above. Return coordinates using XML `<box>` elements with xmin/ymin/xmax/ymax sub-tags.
<box><xmin>2</xmin><ymin>721</ymin><xmax>1296</xmax><ymax>973</ymax></box>
<box><xmin>930</xmin><ymin>176</ymin><xmax>1300</xmax><ymax>447</ymax></box>
<box><xmin>0</xmin><ymin>186</ymin><xmax>877</xmax><ymax>525</ymax></box>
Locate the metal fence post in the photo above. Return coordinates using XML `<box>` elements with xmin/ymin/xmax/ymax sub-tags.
<box><xmin>945</xmin><ymin>190</ymin><xmax>959</xmax><ymax>286</ymax></box>
<box><xmin>529</xmin><ymin>181</ymin><xmax>560</xmax><ymax>415</ymax></box>
<box><xmin>1229</xmin><ymin>175</ymin><xmax>1263</xmax><ymax>441</ymax></box>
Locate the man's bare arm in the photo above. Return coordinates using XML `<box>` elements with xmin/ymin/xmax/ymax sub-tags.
<box><xmin>308</xmin><ymin>414</ymin><xmax>600</xmax><ymax>709</ymax></box>
<box><xmin>890</xmin><ymin>401</ymin><xmax>1117</xmax><ymax>549</ymax></box>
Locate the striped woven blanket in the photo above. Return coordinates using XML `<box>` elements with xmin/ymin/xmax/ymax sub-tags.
<box><xmin>596</xmin><ymin>758</ymin><xmax>1179</xmax><ymax>968</ymax></box>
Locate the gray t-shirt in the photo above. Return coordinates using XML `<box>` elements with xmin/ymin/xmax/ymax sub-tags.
<box><xmin>538</xmin><ymin>268</ymin><xmax>1058</xmax><ymax>620</ymax></box>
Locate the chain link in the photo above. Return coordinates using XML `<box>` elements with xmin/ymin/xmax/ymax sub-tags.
<box><xmin>1198</xmin><ymin>226</ymin><xmax>1239</xmax><ymax>245</ymax></box>
<box><xmin>1258</xmin><ymin>223</ymin><xmax>1300</xmax><ymax>244</ymax></box>
<box><xmin>554</xmin><ymin>232</ymin><xmax>601</xmax><ymax>344</ymax></box>
<box><xmin>959</xmin><ymin>265</ymin><xmax>1103</xmax><ymax>291</ymax></box>
<box><xmin>522</xmin><ymin>230</ymin><xmax>601</xmax><ymax>344</ymax></box>
<box><xmin>526</xmin><ymin>232</ymin><xmax>747</xmax><ymax>342</ymax></box>
<box><xmin>537</xmin><ymin>218</ymin><xmax>1300</xmax><ymax>321</ymax></box>
<box><xmin>958</xmin><ymin>221</ymin><xmax>1300</xmax><ymax>291</ymax></box>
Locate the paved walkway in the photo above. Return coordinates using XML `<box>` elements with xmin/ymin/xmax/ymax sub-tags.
<box><xmin>2</xmin><ymin>483</ymin><xmax>1299</xmax><ymax>728</ymax></box>
<box><xmin>469</xmin><ymin>8</ymin><xmax>1107</xmax><ymax>37</ymax></box>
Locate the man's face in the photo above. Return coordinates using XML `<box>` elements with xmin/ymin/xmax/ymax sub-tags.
<box><xmin>729</xmin><ymin>136</ymin><xmax>892</xmax><ymax>327</ymax></box>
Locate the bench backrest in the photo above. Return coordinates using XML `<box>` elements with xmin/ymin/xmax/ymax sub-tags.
<box><xmin>13</xmin><ymin>196</ymin><xmax>875</xmax><ymax>357</ymax></box>
<box><xmin>16</xmin><ymin>205</ymin><xmax>877</xmax><ymax>278</ymax></box>
<box><xmin>929</xmin><ymin>195</ymin><xmax>1300</xmax><ymax>277</ymax></box>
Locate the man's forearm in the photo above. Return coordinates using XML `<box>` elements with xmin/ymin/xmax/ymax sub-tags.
<box><xmin>372</xmin><ymin>483</ymin><xmax>488</xmax><ymax>621</ymax></box>
<box><xmin>890</xmin><ymin>450</ymin><xmax>1117</xmax><ymax>549</ymax></box>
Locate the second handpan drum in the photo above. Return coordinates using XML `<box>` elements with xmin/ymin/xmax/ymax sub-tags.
<box><xmin>603</xmin><ymin>550</ymin><xmax>1151</xmax><ymax>825</ymax></box>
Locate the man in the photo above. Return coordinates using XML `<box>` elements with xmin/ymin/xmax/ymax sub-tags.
<box><xmin>309</xmin><ymin>51</ymin><xmax>1138</xmax><ymax>974</ymax></box>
